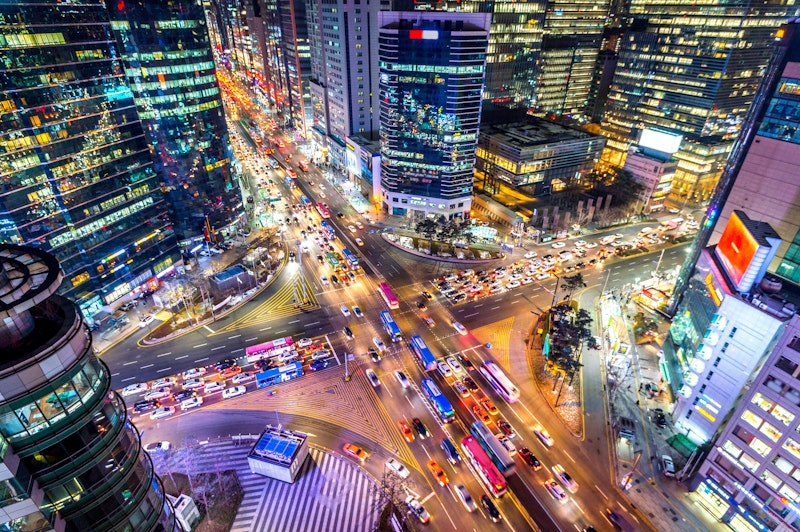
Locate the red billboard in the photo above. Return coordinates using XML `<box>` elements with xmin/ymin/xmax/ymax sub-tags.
<box><xmin>716</xmin><ymin>212</ymin><xmax>758</xmax><ymax>287</ymax></box>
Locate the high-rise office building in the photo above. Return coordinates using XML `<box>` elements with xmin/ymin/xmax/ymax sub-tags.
<box><xmin>107</xmin><ymin>0</ymin><xmax>242</xmax><ymax>243</ymax></box>
<box><xmin>0</xmin><ymin>0</ymin><xmax>180</xmax><ymax>319</ymax></box>
<box><xmin>306</xmin><ymin>0</ymin><xmax>381</xmax><ymax>170</ymax></box>
<box><xmin>670</xmin><ymin>21</ymin><xmax>800</xmax><ymax>312</ymax></box>
<box><xmin>378</xmin><ymin>12</ymin><xmax>491</xmax><ymax>219</ymax></box>
<box><xmin>601</xmin><ymin>1</ymin><xmax>799</xmax><ymax>204</ymax></box>
<box><xmin>0</xmin><ymin>244</ymin><xmax>177</xmax><ymax>531</ymax></box>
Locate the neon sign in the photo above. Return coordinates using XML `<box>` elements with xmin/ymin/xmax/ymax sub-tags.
<box><xmin>409</xmin><ymin>30</ymin><xmax>439</xmax><ymax>40</ymax></box>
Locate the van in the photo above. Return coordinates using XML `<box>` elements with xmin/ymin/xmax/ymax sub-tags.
<box><xmin>204</xmin><ymin>381</ymin><xmax>225</xmax><ymax>395</ymax></box>
<box><xmin>441</xmin><ymin>438</ymin><xmax>461</xmax><ymax>464</ymax></box>
<box><xmin>312</xmin><ymin>350</ymin><xmax>331</xmax><ymax>361</ymax></box>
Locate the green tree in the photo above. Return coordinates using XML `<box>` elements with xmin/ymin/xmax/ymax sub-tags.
<box><xmin>415</xmin><ymin>219</ymin><xmax>438</xmax><ymax>243</ymax></box>
<box><xmin>561</xmin><ymin>273</ymin><xmax>586</xmax><ymax>302</ymax></box>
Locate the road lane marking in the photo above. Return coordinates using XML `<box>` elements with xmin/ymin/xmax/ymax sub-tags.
<box><xmin>511</xmin><ymin>300</ymin><xmax>521</xmax><ymax>304</ymax></box>
<box><xmin>195</xmin><ymin>357</ymin><xmax>209</xmax><ymax>362</ymax></box>
<box><xmin>175</xmin><ymin>355</ymin><xmax>189</xmax><ymax>360</ymax></box>
<box><xmin>211</xmin><ymin>346</ymin><xmax>225</xmax><ymax>351</ymax></box>
<box><xmin>490</xmin><ymin>306</ymin><xmax>500</xmax><ymax>310</ymax></box>
<box><xmin>563</xmin><ymin>450</ymin><xmax>576</xmax><ymax>463</ymax></box>
<box><xmin>228</xmin><ymin>335</ymin><xmax>241</xmax><ymax>339</ymax></box>
<box><xmin>120</xmin><ymin>377</ymin><xmax>135</xmax><ymax>382</ymax></box>
<box><xmin>405</xmin><ymin>395</ymin><xmax>415</xmax><ymax>408</ymax></box>
<box><xmin>288</xmin><ymin>319</ymin><xmax>300</xmax><ymax>324</ymax></box>
<box><xmin>193</xmin><ymin>343</ymin><xmax>208</xmax><ymax>349</ymax></box>
<box><xmin>157</xmin><ymin>352</ymin><xmax>172</xmax><ymax>357</ymax></box>
<box><xmin>305</xmin><ymin>321</ymin><xmax>320</xmax><ymax>327</ymax></box>
<box><xmin>123</xmin><ymin>361</ymin><xmax>136</xmax><ymax>366</ymax></box>
<box><xmin>231</xmin><ymin>348</ymin><xmax>244</xmax><ymax>353</ymax></box>
<box><xmin>203</xmin><ymin>325</ymin><xmax>215</xmax><ymax>334</ymax></box>
<box><xmin>140</xmin><ymin>364</ymin><xmax>154</xmax><ymax>369</ymax></box>
<box><xmin>572</xmin><ymin>499</ymin><xmax>584</xmax><ymax>514</ymax></box>
<box><xmin>156</xmin><ymin>367</ymin><xmax>172</xmax><ymax>373</ymax></box>
<box><xmin>246</xmin><ymin>337</ymin><xmax>257</xmax><ymax>342</ymax></box>
<box><xmin>594</xmin><ymin>485</ymin><xmax>609</xmax><ymax>500</ymax></box>
<box><xmin>463</xmin><ymin>312</ymin><xmax>478</xmax><ymax>318</ymax></box>
<box><xmin>111</xmin><ymin>372</ymin><xmax>120</xmax><ymax>377</ymax></box>
<box><xmin>276</xmin><ymin>329</ymin><xmax>287</xmax><ymax>334</ymax></box>
<box><xmin>259</xmin><ymin>327</ymin><xmax>273</xmax><ymax>331</ymax></box>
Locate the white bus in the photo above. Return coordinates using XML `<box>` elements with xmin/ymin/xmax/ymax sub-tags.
<box><xmin>480</xmin><ymin>360</ymin><xmax>520</xmax><ymax>403</ymax></box>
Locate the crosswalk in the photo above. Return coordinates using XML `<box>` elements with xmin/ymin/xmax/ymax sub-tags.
<box><xmin>158</xmin><ymin>438</ymin><xmax>378</xmax><ymax>532</ymax></box>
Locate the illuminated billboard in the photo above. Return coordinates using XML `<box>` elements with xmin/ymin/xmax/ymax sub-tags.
<box><xmin>715</xmin><ymin>211</ymin><xmax>759</xmax><ymax>287</ymax></box>
<box><xmin>638</xmin><ymin>129</ymin><xmax>683</xmax><ymax>154</ymax></box>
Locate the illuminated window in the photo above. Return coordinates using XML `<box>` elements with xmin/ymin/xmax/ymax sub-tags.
<box><xmin>722</xmin><ymin>439</ymin><xmax>743</xmax><ymax>459</ymax></box>
<box><xmin>783</xmin><ymin>438</ymin><xmax>800</xmax><ymax>460</ymax></box>
<box><xmin>752</xmin><ymin>392</ymin><xmax>774</xmax><ymax>412</ymax></box>
<box><xmin>749</xmin><ymin>437</ymin><xmax>772</xmax><ymax>457</ymax></box>
<box><xmin>774</xmin><ymin>455</ymin><xmax>793</xmax><ymax>474</ymax></box>
<box><xmin>779</xmin><ymin>484</ymin><xmax>799</xmax><ymax>503</ymax></box>
<box><xmin>761</xmin><ymin>469</ymin><xmax>782</xmax><ymax>490</ymax></box>
<box><xmin>740</xmin><ymin>453</ymin><xmax>759</xmax><ymax>472</ymax></box>
<box><xmin>760</xmin><ymin>422</ymin><xmax>782</xmax><ymax>443</ymax></box>
<box><xmin>742</xmin><ymin>410</ymin><xmax>763</xmax><ymax>429</ymax></box>
<box><xmin>771</xmin><ymin>404</ymin><xmax>795</xmax><ymax>426</ymax></box>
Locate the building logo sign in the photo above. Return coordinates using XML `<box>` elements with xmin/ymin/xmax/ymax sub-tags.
<box><xmin>409</xmin><ymin>30</ymin><xmax>439</xmax><ymax>40</ymax></box>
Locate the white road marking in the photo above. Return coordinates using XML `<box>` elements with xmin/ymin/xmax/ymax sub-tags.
<box><xmin>463</xmin><ymin>312</ymin><xmax>479</xmax><ymax>318</ymax></box>
<box><xmin>246</xmin><ymin>337</ymin><xmax>257</xmax><ymax>342</ymax></box>
<box><xmin>259</xmin><ymin>326</ymin><xmax>273</xmax><ymax>331</ymax></box>
<box><xmin>405</xmin><ymin>395</ymin><xmax>415</xmax><ymax>408</ymax></box>
<box><xmin>563</xmin><ymin>450</ymin><xmax>576</xmax><ymax>464</ymax></box>
<box><xmin>157</xmin><ymin>352</ymin><xmax>172</xmax><ymax>357</ymax></box>
<box><xmin>276</xmin><ymin>329</ymin><xmax>287</xmax><ymax>334</ymax></box>
<box><xmin>490</xmin><ymin>306</ymin><xmax>500</xmax><ymax>310</ymax></box>
<box><xmin>156</xmin><ymin>367</ymin><xmax>172</xmax><ymax>373</ymax></box>
<box><xmin>195</xmin><ymin>357</ymin><xmax>209</xmax><ymax>362</ymax></box>
<box><xmin>228</xmin><ymin>335</ymin><xmax>241</xmax><ymax>339</ymax></box>
<box><xmin>594</xmin><ymin>485</ymin><xmax>609</xmax><ymax>500</ymax></box>
<box><xmin>203</xmin><ymin>325</ymin><xmax>215</xmax><ymax>334</ymax></box>
<box><xmin>420</xmin><ymin>491</ymin><xmax>436</xmax><ymax>504</ymax></box>
<box><xmin>305</xmin><ymin>321</ymin><xmax>320</xmax><ymax>327</ymax></box>
<box><xmin>120</xmin><ymin>377</ymin><xmax>135</xmax><ymax>382</ymax></box>
<box><xmin>231</xmin><ymin>348</ymin><xmax>244</xmax><ymax>353</ymax></box>
<box><xmin>140</xmin><ymin>364</ymin><xmax>154</xmax><ymax>369</ymax></box>
<box><xmin>211</xmin><ymin>346</ymin><xmax>225</xmax><ymax>351</ymax></box>
<box><xmin>193</xmin><ymin>343</ymin><xmax>208</xmax><ymax>349</ymax></box>
<box><xmin>288</xmin><ymin>319</ymin><xmax>300</xmax><ymax>324</ymax></box>
<box><xmin>572</xmin><ymin>499</ymin><xmax>584</xmax><ymax>514</ymax></box>
<box><xmin>175</xmin><ymin>355</ymin><xmax>189</xmax><ymax>360</ymax></box>
<box><xmin>111</xmin><ymin>372</ymin><xmax>120</xmax><ymax>377</ymax></box>
<box><xmin>123</xmin><ymin>361</ymin><xmax>136</xmax><ymax>366</ymax></box>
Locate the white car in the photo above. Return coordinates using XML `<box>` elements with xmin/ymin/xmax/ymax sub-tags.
<box><xmin>534</xmin><ymin>426</ymin><xmax>555</xmax><ymax>447</ymax></box>
<box><xmin>520</xmin><ymin>277</ymin><xmax>534</xmax><ymax>285</ymax></box>
<box><xmin>352</xmin><ymin>306</ymin><xmax>364</xmax><ymax>318</ymax></box>
<box><xmin>144</xmin><ymin>387</ymin><xmax>172</xmax><ymax>401</ymax></box>
<box><xmin>182</xmin><ymin>378</ymin><xmax>205</xmax><ymax>390</ymax></box>
<box><xmin>356</xmin><ymin>221</ymin><xmax>364</xmax><ymax>229</ymax></box>
<box><xmin>574</xmin><ymin>240</ymin><xmax>587</xmax><ymax>247</ymax></box>
<box><xmin>372</xmin><ymin>336</ymin><xmax>386</xmax><ymax>352</ymax></box>
<box><xmin>320</xmin><ymin>276</ymin><xmax>329</xmax><ymax>285</ymax></box>
<box><xmin>340</xmin><ymin>304</ymin><xmax>350</xmax><ymax>317</ymax></box>
<box><xmin>297</xmin><ymin>337</ymin><xmax>313</xmax><ymax>348</ymax></box>
<box><xmin>182</xmin><ymin>367</ymin><xmax>207</xmax><ymax>380</ymax></box>
<box><xmin>355</xmin><ymin>238</ymin><xmax>364</xmax><ymax>246</ymax></box>
<box><xmin>232</xmin><ymin>372</ymin><xmax>255</xmax><ymax>384</ymax></box>
<box><xmin>394</xmin><ymin>370</ymin><xmax>411</xmax><ymax>389</ymax></box>
<box><xmin>121</xmin><ymin>383</ymin><xmax>149</xmax><ymax>397</ymax></box>
<box><xmin>446</xmin><ymin>356</ymin><xmax>463</xmax><ymax>374</ymax></box>
<box><xmin>144</xmin><ymin>441</ymin><xmax>171</xmax><ymax>453</ymax></box>
<box><xmin>150</xmin><ymin>406</ymin><xmax>175</xmax><ymax>420</ymax></box>
<box><xmin>437</xmin><ymin>361</ymin><xmax>452</xmax><ymax>377</ymax></box>
<box><xmin>222</xmin><ymin>385</ymin><xmax>247</xmax><ymax>399</ymax></box>
<box><xmin>151</xmin><ymin>377</ymin><xmax>176</xmax><ymax>389</ymax></box>
<box><xmin>365</xmin><ymin>369</ymin><xmax>381</xmax><ymax>387</ymax></box>
<box><xmin>455</xmin><ymin>484</ymin><xmax>477</xmax><ymax>512</ymax></box>
<box><xmin>524</xmin><ymin>251</ymin><xmax>538</xmax><ymax>258</ymax></box>
<box><xmin>506</xmin><ymin>281</ymin><xmax>521</xmax><ymax>289</ymax></box>
<box><xmin>405</xmin><ymin>496</ymin><xmax>431</xmax><ymax>524</ymax></box>
<box><xmin>204</xmin><ymin>381</ymin><xmax>225</xmax><ymax>395</ymax></box>
<box><xmin>386</xmin><ymin>458</ymin><xmax>410</xmax><ymax>479</ymax></box>
<box><xmin>545</xmin><ymin>479</ymin><xmax>568</xmax><ymax>503</ymax></box>
<box><xmin>452</xmin><ymin>322</ymin><xmax>468</xmax><ymax>335</ymax></box>
<box><xmin>535</xmin><ymin>272</ymin><xmax>551</xmax><ymax>281</ymax></box>
<box><xmin>498</xmin><ymin>434</ymin><xmax>516</xmax><ymax>456</ymax></box>
<box><xmin>662</xmin><ymin>455</ymin><xmax>676</xmax><ymax>477</ymax></box>
<box><xmin>585</xmin><ymin>242</ymin><xmax>598</xmax><ymax>248</ymax></box>
<box><xmin>552</xmin><ymin>464</ymin><xmax>579</xmax><ymax>492</ymax></box>
<box><xmin>551</xmin><ymin>241</ymin><xmax>566</xmax><ymax>249</ymax></box>
<box><xmin>348</xmin><ymin>225</ymin><xmax>357</xmax><ymax>233</ymax></box>
<box><xmin>139</xmin><ymin>314</ymin><xmax>155</xmax><ymax>328</ymax></box>
<box><xmin>181</xmin><ymin>397</ymin><xmax>203</xmax><ymax>411</ymax></box>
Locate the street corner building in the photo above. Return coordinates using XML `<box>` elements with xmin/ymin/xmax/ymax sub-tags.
<box><xmin>0</xmin><ymin>244</ymin><xmax>178</xmax><ymax>532</ymax></box>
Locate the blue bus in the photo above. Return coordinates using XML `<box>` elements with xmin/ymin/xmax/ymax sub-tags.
<box><xmin>284</xmin><ymin>174</ymin><xmax>297</xmax><ymax>189</ymax></box>
<box><xmin>300</xmin><ymin>195</ymin><xmax>312</xmax><ymax>209</ymax></box>
<box><xmin>410</xmin><ymin>335</ymin><xmax>437</xmax><ymax>371</ymax></box>
<box><xmin>380</xmin><ymin>310</ymin><xmax>402</xmax><ymax>342</ymax></box>
<box><xmin>421</xmin><ymin>378</ymin><xmax>454</xmax><ymax>422</ymax></box>
<box><xmin>342</xmin><ymin>248</ymin><xmax>359</xmax><ymax>269</ymax></box>
<box><xmin>256</xmin><ymin>362</ymin><xmax>303</xmax><ymax>388</ymax></box>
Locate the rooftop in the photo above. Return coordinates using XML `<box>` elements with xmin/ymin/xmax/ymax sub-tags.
<box><xmin>249</xmin><ymin>426</ymin><xmax>307</xmax><ymax>466</ymax></box>
<box><xmin>479</xmin><ymin>116</ymin><xmax>599</xmax><ymax>150</ymax></box>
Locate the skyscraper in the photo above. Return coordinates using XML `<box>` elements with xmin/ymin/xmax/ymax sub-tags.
<box><xmin>0</xmin><ymin>244</ymin><xmax>177</xmax><ymax>531</ymax></box>
<box><xmin>0</xmin><ymin>0</ymin><xmax>180</xmax><ymax>319</ymax></box>
<box><xmin>601</xmin><ymin>1</ymin><xmax>799</xmax><ymax>204</ymax></box>
<box><xmin>107</xmin><ymin>0</ymin><xmax>242</xmax><ymax>243</ymax></box>
<box><xmin>378</xmin><ymin>12</ymin><xmax>491</xmax><ymax>219</ymax></box>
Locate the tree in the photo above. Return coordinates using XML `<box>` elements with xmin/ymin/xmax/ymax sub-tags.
<box><xmin>415</xmin><ymin>219</ymin><xmax>437</xmax><ymax>243</ymax></box>
<box><xmin>371</xmin><ymin>467</ymin><xmax>419</xmax><ymax>531</ymax></box>
<box><xmin>561</xmin><ymin>273</ymin><xmax>586</xmax><ymax>302</ymax></box>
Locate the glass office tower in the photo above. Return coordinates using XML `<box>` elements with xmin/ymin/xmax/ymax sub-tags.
<box><xmin>107</xmin><ymin>0</ymin><xmax>242</xmax><ymax>243</ymax></box>
<box><xmin>378</xmin><ymin>12</ymin><xmax>490</xmax><ymax>220</ymax></box>
<box><xmin>0</xmin><ymin>0</ymin><xmax>180</xmax><ymax>319</ymax></box>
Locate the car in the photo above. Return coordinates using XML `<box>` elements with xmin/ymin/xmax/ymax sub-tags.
<box><xmin>139</xmin><ymin>314</ymin><xmax>155</xmax><ymax>328</ymax></box>
<box><xmin>343</xmin><ymin>327</ymin><xmax>354</xmax><ymax>340</ymax></box>
<box><xmin>405</xmin><ymin>496</ymin><xmax>430</xmax><ymax>524</ymax></box>
<box><xmin>497</xmin><ymin>419</ymin><xmax>516</xmax><ymax>438</ymax></box>
<box><xmin>520</xmin><ymin>277</ymin><xmax>534</xmax><ymax>285</ymax></box>
<box><xmin>368</xmin><ymin>347</ymin><xmax>381</xmax><ymax>363</ymax></box>
<box><xmin>452</xmin><ymin>293</ymin><xmax>467</xmax><ymax>303</ymax></box>
<box><xmin>453</xmin><ymin>380</ymin><xmax>470</xmax><ymax>397</ymax></box>
<box><xmin>310</xmin><ymin>358</ymin><xmax>332</xmax><ymax>371</ymax></box>
<box><xmin>417</xmin><ymin>301</ymin><xmax>427</xmax><ymax>311</ymax></box>
<box><xmin>458</xmin><ymin>354</ymin><xmax>475</xmax><ymax>371</ymax></box>
<box><xmin>545</xmin><ymin>478</ymin><xmax>568</xmax><ymax>503</ymax></box>
<box><xmin>220</xmin><ymin>366</ymin><xmax>242</xmax><ymax>379</ymax></box>
<box><xmin>534</xmin><ymin>426</ymin><xmax>555</xmax><ymax>447</ymax></box>
<box><xmin>372</xmin><ymin>336</ymin><xmax>386</xmax><ymax>352</ymax></box>
<box><xmin>506</xmin><ymin>280</ymin><xmax>521</xmax><ymax>289</ymax></box>
<box><xmin>355</xmin><ymin>221</ymin><xmax>364</xmax><ymax>229</ymax></box>
<box><xmin>320</xmin><ymin>275</ymin><xmax>329</xmax><ymax>285</ymax></box>
<box><xmin>352</xmin><ymin>305</ymin><xmax>363</xmax><ymax>318</ymax></box>
<box><xmin>222</xmin><ymin>385</ymin><xmax>247</xmax><ymax>399</ymax></box>
<box><xmin>463</xmin><ymin>376</ymin><xmax>479</xmax><ymax>393</ymax></box>
<box><xmin>536</xmin><ymin>272</ymin><xmax>551</xmax><ymax>281</ymax></box>
<box><xmin>171</xmin><ymin>390</ymin><xmax>196</xmax><ymax>402</ymax></box>
<box><xmin>121</xmin><ymin>383</ymin><xmax>149</xmax><ymax>397</ymax></box>
<box><xmin>342</xmin><ymin>443</ymin><xmax>368</xmax><ymax>462</ymax></box>
<box><xmin>497</xmin><ymin>434</ymin><xmax>516</xmax><ymax>456</ymax></box>
<box><xmin>551</xmin><ymin>241</ymin><xmax>566</xmax><ymax>249</ymax></box>
<box><xmin>455</xmin><ymin>484</ymin><xmax>477</xmax><ymax>512</ymax></box>
<box><xmin>150</xmin><ymin>406</ymin><xmax>176</xmax><ymax>420</ymax></box>
<box><xmin>355</xmin><ymin>238</ymin><xmax>364</xmax><ymax>246</ymax></box>
<box><xmin>144</xmin><ymin>441</ymin><xmax>171</xmax><ymax>453</ymax></box>
<box><xmin>311</xmin><ymin>349</ymin><xmax>331</xmax><ymax>361</ymax></box>
<box><xmin>585</xmin><ymin>242</ymin><xmax>598</xmax><ymax>248</ymax></box>
<box><xmin>524</xmin><ymin>251</ymin><xmax>538</xmax><ymax>259</ymax></box>
<box><xmin>552</xmin><ymin>464</ymin><xmax>579</xmax><ymax>492</ymax></box>
<box><xmin>653</xmin><ymin>408</ymin><xmax>668</xmax><ymax>427</ymax></box>
<box><xmin>336</xmin><ymin>212</ymin><xmax>344</xmax><ymax>218</ymax></box>
<box><xmin>213</xmin><ymin>359</ymin><xmax>237</xmax><ymax>372</ymax></box>
<box><xmin>317</xmin><ymin>254</ymin><xmax>325</xmax><ymax>264</ymax></box>
<box><xmin>472</xmin><ymin>404</ymin><xmax>491</xmax><ymax>425</ymax></box>
<box><xmin>394</xmin><ymin>370</ymin><xmax>410</xmax><ymax>389</ymax></box>
<box><xmin>340</xmin><ymin>304</ymin><xmax>350</xmax><ymax>317</ymax></box>
<box><xmin>437</xmin><ymin>361</ymin><xmax>452</xmax><ymax>377</ymax></box>
<box><xmin>452</xmin><ymin>321</ymin><xmax>468</xmax><ymax>335</ymax></box>
<box><xmin>180</xmin><ymin>397</ymin><xmax>203</xmax><ymax>411</ymax></box>
<box><xmin>144</xmin><ymin>387</ymin><xmax>172</xmax><ymax>401</ymax></box>
<box><xmin>232</xmin><ymin>371</ymin><xmax>255</xmax><ymax>385</ymax></box>
<box><xmin>151</xmin><ymin>377</ymin><xmax>176</xmax><ymax>389</ymax></box>
<box><xmin>203</xmin><ymin>381</ymin><xmax>225</xmax><ymax>395</ymax></box>
<box><xmin>518</xmin><ymin>447</ymin><xmax>543</xmax><ymax>470</ymax></box>
<box><xmin>182</xmin><ymin>378</ymin><xmax>205</xmax><ymax>390</ymax></box>
<box><xmin>427</xmin><ymin>460</ymin><xmax>449</xmax><ymax>486</ymax></box>
<box><xmin>386</xmin><ymin>458</ymin><xmax>411</xmax><ymax>479</ymax></box>
<box><xmin>331</xmin><ymin>274</ymin><xmax>339</xmax><ymax>284</ymax></box>
<box><xmin>421</xmin><ymin>290</ymin><xmax>433</xmax><ymax>300</ymax></box>
<box><xmin>365</xmin><ymin>369</ymin><xmax>381</xmax><ymax>387</ymax></box>
<box><xmin>120</xmin><ymin>300</ymin><xmax>137</xmax><ymax>311</ymax></box>
<box><xmin>445</xmin><ymin>356</ymin><xmax>463</xmax><ymax>374</ymax></box>
<box><xmin>480</xmin><ymin>397</ymin><xmax>499</xmax><ymax>415</ymax></box>
<box><xmin>424</xmin><ymin>317</ymin><xmax>436</xmax><ymax>328</ymax></box>
<box><xmin>398</xmin><ymin>419</ymin><xmax>415</xmax><ymax>442</ymax></box>
<box><xmin>574</xmin><ymin>240</ymin><xmax>587</xmax><ymax>247</ymax></box>
<box><xmin>669</xmin><ymin>207</ymin><xmax>681</xmax><ymax>214</ymax></box>
<box><xmin>412</xmin><ymin>418</ymin><xmax>429</xmax><ymax>439</ymax></box>
<box><xmin>297</xmin><ymin>337</ymin><xmax>313</xmax><ymax>349</ymax></box>
<box><xmin>133</xmin><ymin>399</ymin><xmax>160</xmax><ymax>413</ymax></box>
<box><xmin>348</xmin><ymin>224</ymin><xmax>357</xmax><ymax>233</ymax></box>
<box><xmin>182</xmin><ymin>367</ymin><xmax>207</xmax><ymax>380</ymax></box>
<box><xmin>662</xmin><ymin>455</ymin><xmax>675</xmax><ymax>477</ymax></box>
<box><xmin>481</xmin><ymin>494</ymin><xmax>501</xmax><ymax>522</ymax></box>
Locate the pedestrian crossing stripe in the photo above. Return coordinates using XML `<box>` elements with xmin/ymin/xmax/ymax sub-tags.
<box><xmin>213</xmin><ymin>274</ymin><xmax>320</xmax><ymax>334</ymax></box>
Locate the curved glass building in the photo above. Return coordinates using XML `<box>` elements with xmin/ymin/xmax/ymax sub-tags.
<box><xmin>0</xmin><ymin>244</ymin><xmax>177</xmax><ymax>531</ymax></box>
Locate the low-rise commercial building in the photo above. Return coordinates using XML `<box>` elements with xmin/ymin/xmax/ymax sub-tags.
<box><xmin>248</xmin><ymin>426</ymin><xmax>309</xmax><ymax>483</ymax></box>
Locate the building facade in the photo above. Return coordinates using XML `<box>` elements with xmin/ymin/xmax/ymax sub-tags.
<box><xmin>0</xmin><ymin>0</ymin><xmax>180</xmax><ymax>319</ymax></box>
<box><xmin>475</xmin><ymin>117</ymin><xmax>605</xmax><ymax>195</ymax></box>
<box><xmin>378</xmin><ymin>12</ymin><xmax>490</xmax><ymax>219</ymax></box>
<box><xmin>108</xmin><ymin>0</ymin><xmax>242</xmax><ymax>243</ymax></box>
<box><xmin>622</xmin><ymin>147</ymin><xmax>677</xmax><ymax>214</ymax></box>
<box><xmin>601</xmin><ymin>1</ymin><xmax>799</xmax><ymax>204</ymax></box>
<box><xmin>0</xmin><ymin>245</ymin><xmax>177</xmax><ymax>532</ymax></box>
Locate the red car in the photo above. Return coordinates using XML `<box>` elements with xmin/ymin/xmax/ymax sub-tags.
<box><xmin>398</xmin><ymin>419</ymin><xmax>415</xmax><ymax>442</ymax></box>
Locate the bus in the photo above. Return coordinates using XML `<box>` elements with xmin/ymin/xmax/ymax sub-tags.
<box><xmin>246</xmin><ymin>336</ymin><xmax>294</xmax><ymax>363</ymax></box>
<box><xmin>342</xmin><ymin>248</ymin><xmax>359</xmax><ymax>269</ymax></box>
<box><xmin>380</xmin><ymin>310</ymin><xmax>402</xmax><ymax>342</ymax></box>
<box><xmin>461</xmin><ymin>436</ymin><xmax>507</xmax><ymax>498</ymax></box>
<box><xmin>316</xmin><ymin>202</ymin><xmax>330</xmax><ymax>219</ymax></box>
<box><xmin>284</xmin><ymin>174</ymin><xmax>297</xmax><ymax>189</ymax></box>
<box><xmin>410</xmin><ymin>335</ymin><xmax>437</xmax><ymax>371</ymax></box>
<box><xmin>421</xmin><ymin>378</ymin><xmax>454</xmax><ymax>422</ymax></box>
<box><xmin>470</xmin><ymin>422</ymin><xmax>516</xmax><ymax>476</ymax></box>
<box><xmin>300</xmin><ymin>195</ymin><xmax>312</xmax><ymax>209</ymax></box>
<box><xmin>320</xmin><ymin>220</ymin><xmax>335</xmax><ymax>238</ymax></box>
<box><xmin>325</xmin><ymin>252</ymin><xmax>340</xmax><ymax>270</ymax></box>
<box><xmin>378</xmin><ymin>282</ymin><xmax>399</xmax><ymax>309</ymax></box>
<box><xmin>480</xmin><ymin>360</ymin><xmax>520</xmax><ymax>403</ymax></box>
<box><xmin>256</xmin><ymin>362</ymin><xmax>303</xmax><ymax>388</ymax></box>
<box><xmin>298</xmin><ymin>160</ymin><xmax>309</xmax><ymax>172</ymax></box>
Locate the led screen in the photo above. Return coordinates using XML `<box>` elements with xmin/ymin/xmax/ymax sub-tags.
<box><xmin>716</xmin><ymin>212</ymin><xmax>759</xmax><ymax>287</ymax></box>
<box><xmin>638</xmin><ymin>129</ymin><xmax>683</xmax><ymax>154</ymax></box>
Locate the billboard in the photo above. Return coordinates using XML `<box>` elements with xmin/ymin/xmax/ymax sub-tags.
<box><xmin>638</xmin><ymin>129</ymin><xmax>683</xmax><ymax>154</ymax></box>
<box><xmin>715</xmin><ymin>211</ymin><xmax>759</xmax><ymax>288</ymax></box>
